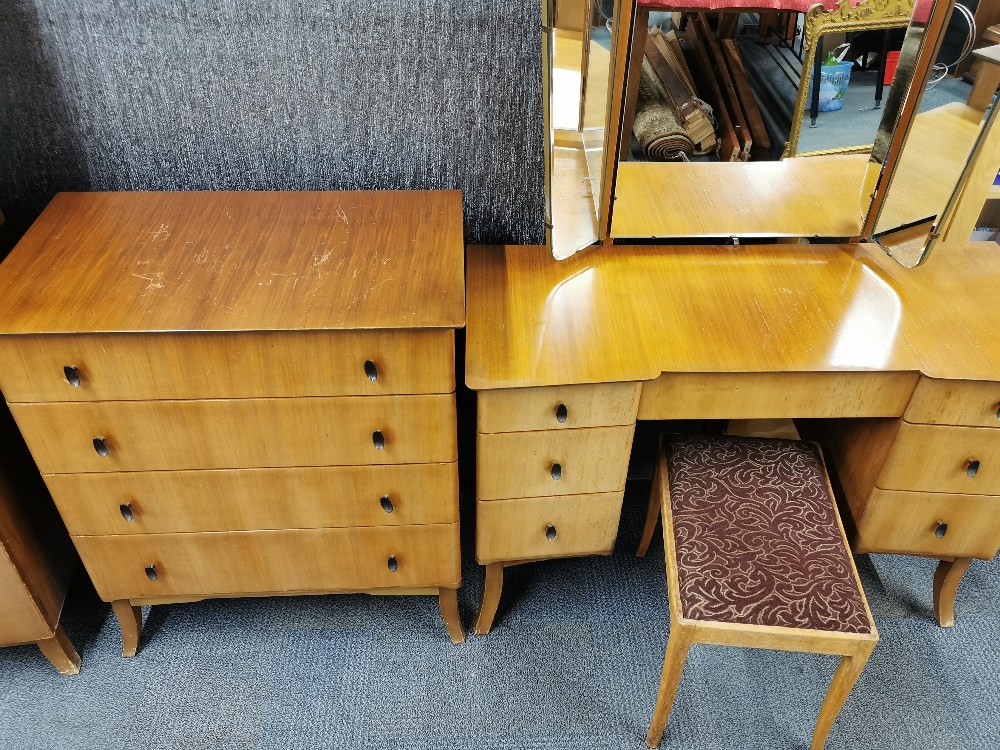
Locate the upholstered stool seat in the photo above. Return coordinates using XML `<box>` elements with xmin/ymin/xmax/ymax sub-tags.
<box><xmin>637</xmin><ymin>435</ymin><xmax>878</xmax><ymax>750</ymax></box>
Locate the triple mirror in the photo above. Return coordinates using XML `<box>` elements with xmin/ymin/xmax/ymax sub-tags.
<box><xmin>545</xmin><ymin>0</ymin><xmax>1000</xmax><ymax>266</ymax></box>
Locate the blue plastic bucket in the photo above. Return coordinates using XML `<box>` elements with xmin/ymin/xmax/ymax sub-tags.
<box><xmin>810</xmin><ymin>61</ymin><xmax>853</xmax><ymax>113</ymax></box>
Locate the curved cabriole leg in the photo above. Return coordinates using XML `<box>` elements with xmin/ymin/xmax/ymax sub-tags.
<box><xmin>473</xmin><ymin>563</ymin><xmax>504</xmax><ymax>635</ymax></box>
<box><xmin>36</xmin><ymin>624</ymin><xmax>81</xmax><ymax>675</ymax></box>
<box><xmin>810</xmin><ymin>643</ymin><xmax>876</xmax><ymax>750</ymax></box>
<box><xmin>933</xmin><ymin>557</ymin><xmax>974</xmax><ymax>628</ymax></box>
<box><xmin>438</xmin><ymin>588</ymin><xmax>465</xmax><ymax>644</ymax></box>
<box><xmin>645</xmin><ymin>626</ymin><xmax>693</xmax><ymax>748</ymax></box>
<box><xmin>637</xmin><ymin>466</ymin><xmax>664</xmax><ymax>558</ymax></box>
<box><xmin>111</xmin><ymin>600</ymin><xmax>143</xmax><ymax>658</ymax></box>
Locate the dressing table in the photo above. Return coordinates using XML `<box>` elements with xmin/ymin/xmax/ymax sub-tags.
<box><xmin>468</xmin><ymin>241</ymin><xmax>1000</xmax><ymax>633</ymax></box>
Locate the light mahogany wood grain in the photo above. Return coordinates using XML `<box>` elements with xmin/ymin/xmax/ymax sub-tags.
<box><xmin>877</xmin><ymin>422</ymin><xmax>1000</xmax><ymax>495</ymax></box>
<box><xmin>0</xmin><ymin>191</ymin><xmax>465</xmax><ymax>334</ymax></box>
<box><xmin>638</xmin><ymin>372</ymin><xmax>917</xmax><ymax>420</ymax></box>
<box><xmin>611</xmin><ymin>155</ymin><xmax>869</xmax><ymax>239</ymax></box>
<box><xmin>476</xmin><ymin>492</ymin><xmax>624</xmax><ymax>564</ymax></box>
<box><xmin>11</xmin><ymin>395</ymin><xmax>457</xmax><ymax>474</ymax></box>
<box><xmin>477</xmin><ymin>382</ymin><xmax>641</xmax><ymax>433</ymax></box>
<box><xmin>75</xmin><ymin>524</ymin><xmax>462</xmax><ymax>602</ymax></box>
<box><xmin>0</xmin><ymin>330</ymin><xmax>455</xmax><ymax>403</ymax></box>
<box><xmin>905</xmin><ymin>377</ymin><xmax>1000</xmax><ymax>427</ymax></box>
<box><xmin>45</xmin><ymin>463</ymin><xmax>458</xmax><ymax>536</ymax></box>
<box><xmin>855</xmin><ymin>488</ymin><xmax>1000</xmax><ymax>559</ymax></box>
<box><xmin>476</xmin><ymin>426</ymin><xmax>633</xmax><ymax>500</ymax></box>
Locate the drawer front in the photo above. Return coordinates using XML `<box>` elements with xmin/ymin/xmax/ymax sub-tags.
<box><xmin>46</xmin><ymin>463</ymin><xmax>458</xmax><ymax>535</ymax></box>
<box><xmin>905</xmin><ymin>377</ymin><xmax>1000</xmax><ymax>428</ymax></box>
<box><xmin>73</xmin><ymin>524</ymin><xmax>462</xmax><ymax>601</ymax></box>
<box><xmin>856</xmin><ymin>488</ymin><xmax>1000</xmax><ymax>559</ymax></box>
<box><xmin>0</xmin><ymin>329</ymin><xmax>454</xmax><ymax>402</ymax></box>
<box><xmin>878</xmin><ymin>423</ymin><xmax>1000</xmax><ymax>495</ymax></box>
<box><xmin>12</xmin><ymin>395</ymin><xmax>456</xmax><ymax>474</ymax></box>
<box><xmin>476</xmin><ymin>493</ymin><xmax>624</xmax><ymax>564</ymax></box>
<box><xmin>476</xmin><ymin>426</ymin><xmax>633</xmax><ymax>500</ymax></box>
<box><xmin>477</xmin><ymin>383</ymin><xmax>641</xmax><ymax>433</ymax></box>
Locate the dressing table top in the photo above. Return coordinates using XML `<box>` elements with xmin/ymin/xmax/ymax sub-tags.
<box><xmin>465</xmin><ymin>242</ymin><xmax>1000</xmax><ymax>389</ymax></box>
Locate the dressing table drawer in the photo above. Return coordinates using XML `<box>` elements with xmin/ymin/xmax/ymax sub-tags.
<box><xmin>73</xmin><ymin>523</ymin><xmax>463</xmax><ymax>601</ymax></box>
<box><xmin>877</xmin><ymin>423</ymin><xmax>1000</xmax><ymax>495</ymax></box>
<box><xmin>904</xmin><ymin>377</ymin><xmax>1000</xmax><ymax>428</ymax></box>
<box><xmin>45</xmin><ymin>463</ymin><xmax>459</xmax><ymax>535</ymax></box>
<box><xmin>477</xmin><ymin>383</ymin><xmax>641</xmax><ymax>433</ymax></box>
<box><xmin>11</xmin><ymin>395</ymin><xmax>457</xmax><ymax>473</ymax></box>
<box><xmin>476</xmin><ymin>493</ymin><xmax>624</xmax><ymax>564</ymax></box>
<box><xmin>0</xmin><ymin>330</ymin><xmax>456</xmax><ymax>402</ymax></box>
<box><xmin>857</xmin><ymin>488</ymin><xmax>1000</xmax><ymax>559</ymax></box>
<box><xmin>476</xmin><ymin>426</ymin><xmax>634</xmax><ymax>500</ymax></box>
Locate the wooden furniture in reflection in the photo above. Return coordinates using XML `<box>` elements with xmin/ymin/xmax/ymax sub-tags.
<box><xmin>467</xmin><ymin>242</ymin><xmax>1000</xmax><ymax>634</ymax></box>
<box><xmin>638</xmin><ymin>436</ymin><xmax>878</xmax><ymax>750</ymax></box>
<box><xmin>967</xmin><ymin>44</ymin><xmax>1000</xmax><ymax>111</ymax></box>
<box><xmin>0</xmin><ymin>191</ymin><xmax>467</xmax><ymax>654</ymax></box>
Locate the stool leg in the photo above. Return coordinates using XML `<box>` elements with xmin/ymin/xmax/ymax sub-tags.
<box><xmin>810</xmin><ymin>643</ymin><xmax>875</xmax><ymax>750</ymax></box>
<box><xmin>933</xmin><ymin>557</ymin><xmax>973</xmax><ymax>628</ymax></box>
<box><xmin>645</xmin><ymin>627</ymin><xmax>693</xmax><ymax>748</ymax></box>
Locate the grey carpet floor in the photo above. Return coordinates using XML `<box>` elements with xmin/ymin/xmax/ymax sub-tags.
<box><xmin>1</xmin><ymin>482</ymin><xmax>997</xmax><ymax>749</ymax></box>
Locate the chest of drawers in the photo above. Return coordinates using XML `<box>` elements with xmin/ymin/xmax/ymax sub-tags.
<box><xmin>0</xmin><ymin>190</ymin><xmax>466</xmax><ymax>652</ymax></box>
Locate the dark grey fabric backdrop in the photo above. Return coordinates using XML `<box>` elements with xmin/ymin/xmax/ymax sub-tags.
<box><xmin>0</xmin><ymin>0</ymin><xmax>545</xmax><ymax>249</ymax></box>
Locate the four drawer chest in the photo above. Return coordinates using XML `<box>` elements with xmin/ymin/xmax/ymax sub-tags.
<box><xmin>0</xmin><ymin>190</ymin><xmax>467</xmax><ymax>653</ymax></box>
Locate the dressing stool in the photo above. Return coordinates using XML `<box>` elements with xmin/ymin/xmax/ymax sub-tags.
<box><xmin>636</xmin><ymin>435</ymin><xmax>879</xmax><ymax>750</ymax></box>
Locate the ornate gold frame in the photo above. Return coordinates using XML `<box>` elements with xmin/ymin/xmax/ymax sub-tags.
<box><xmin>784</xmin><ymin>0</ymin><xmax>916</xmax><ymax>158</ymax></box>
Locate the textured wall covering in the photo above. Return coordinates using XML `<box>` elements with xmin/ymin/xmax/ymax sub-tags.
<box><xmin>0</xmin><ymin>0</ymin><xmax>545</xmax><ymax>249</ymax></box>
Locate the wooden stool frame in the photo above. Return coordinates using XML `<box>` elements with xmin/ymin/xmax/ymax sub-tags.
<box><xmin>637</xmin><ymin>444</ymin><xmax>879</xmax><ymax>750</ymax></box>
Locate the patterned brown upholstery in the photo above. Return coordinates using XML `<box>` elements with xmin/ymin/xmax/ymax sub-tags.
<box><xmin>664</xmin><ymin>435</ymin><xmax>872</xmax><ymax>635</ymax></box>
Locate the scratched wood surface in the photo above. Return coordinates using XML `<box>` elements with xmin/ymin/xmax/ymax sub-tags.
<box><xmin>0</xmin><ymin>191</ymin><xmax>466</xmax><ymax>334</ymax></box>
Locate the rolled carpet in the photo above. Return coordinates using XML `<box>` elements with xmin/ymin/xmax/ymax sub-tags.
<box><xmin>633</xmin><ymin>59</ymin><xmax>694</xmax><ymax>161</ymax></box>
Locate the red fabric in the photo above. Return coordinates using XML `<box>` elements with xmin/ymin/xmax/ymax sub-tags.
<box><xmin>638</xmin><ymin>0</ymin><xmax>860</xmax><ymax>13</ymax></box>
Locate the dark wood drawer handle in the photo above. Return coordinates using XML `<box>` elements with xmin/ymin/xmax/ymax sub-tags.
<box><xmin>365</xmin><ymin>359</ymin><xmax>378</xmax><ymax>382</ymax></box>
<box><xmin>996</xmin><ymin>402</ymin><xmax>1000</xmax><ymax>421</ymax></box>
<box><xmin>967</xmin><ymin>459</ymin><xmax>980</xmax><ymax>478</ymax></box>
<box><xmin>380</xmin><ymin>495</ymin><xmax>394</xmax><ymax>513</ymax></box>
<box><xmin>546</xmin><ymin>524</ymin><xmax>557</xmax><ymax>541</ymax></box>
<box><xmin>551</xmin><ymin>462</ymin><xmax>562</xmax><ymax>481</ymax></box>
<box><xmin>387</xmin><ymin>555</ymin><xmax>398</xmax><ymax>573</ymax></box>
<box><xmin>373</xmin><ymin>430</ymin><xmax>385</xmax><ymax>450</ymax></box>
<box><xmin>64</xmin><ymin>365</ymin><xmax>81</xmax><ymax>388</ymax></box>
<box><xmin>119</xmin><ymin>503</ymin><xmax>134</xmax><ymax>522</ymax></box>
<box><xmin>556</xmin><ymin>403</ymin><xmax>568</xmax><ymax>423</ymax></box>
<box><xmin>935</xmin><ymin>521</ymin><xmax>948</xmax><ymax>539</ymax></box>
<box><xmin>144</xmin><ymin>564</ymin><xmax>158</xmax><ymax>582</ymax></box>
<box><xmin>93</xmin><ymin>437</ymin><xmax>110</xmax><ymax>457</ymax></box>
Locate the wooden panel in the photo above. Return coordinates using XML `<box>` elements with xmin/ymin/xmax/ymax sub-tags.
<box><xmin>878</xmin><ymin>423</ymin><xmax>1000</xmax><ymax>495</ymax></box>
<box><xmin>856</xmin><ymin>488</ymin><xmax>1000</xmax><ymax>559</ymax></box>
<box><xmin>12</xmin><ymin>395</ymin><xmax>457</xmax><ymax>474</ymax></box>
<box><xmin>476</xmin><ymin>426</ymin><xmax>633</xmax><ymax>500</ymax></box>
<box><xmin>639</xmin><ymin>372</ymin><xmax>917</xmax><ymax>420</ymax></box>
<box><xmin>476</xmin><ymin>492</ymin><xmax>624</xmax><ymax>564</ymax></box>
<box><xmin>0</xmin><ymin>545</ymin><xmax>50</xmax><ymax>646</ymax></box>
<box><xmin>477</xmin><ymin>383</ymin><xmax>640</xmax><ymax>432</ymax></box>
<box><xmin>905</xmin><ymin>377</ymin><xmax>1000</xmax><ymax>427</ymax></box>
<box><xmin>74</xmin><ymin>524</ymin><xmax>462</xmax><ymax>601</ymax></box>
<box><xmin>45</xmin><ymin>463</ymin><xmax>458</xmax><ymax>536</ymax></box>
<box><xmin>0</xmin><ymin>330</ymin><xmax>454</xmax><ymax>402</ymax></box>
<box><xmin>0</xmin><ymin>191</ymin><xmax>465</xmax><ymax>335</ymax></box>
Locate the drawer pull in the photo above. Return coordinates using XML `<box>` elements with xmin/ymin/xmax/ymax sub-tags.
<box><xmin>373</xmin><ymin>430</ymin><xmax>385</xmax><ymax>450</ymax></box>
<box><xmin>546</xmin><ymin>524</ymin><xmax>557</xmax><ymax>541</ymax></box>
<box><xmin>387</xmin><ymin>555</ymin><xmax>398</xmax><ymax>573</ymax></box>
<box><xmin>551</xmin><ymin>462</ymin><xmax>562</xmax><ymax>481</ymax></box>
<box><xmin>119</xmin><ymin>503</ymin><xmax>134</xmax><ymax>522</ymax></box>
<box><xmin>967</xmin><ymin>459</ymin><xmax>981</xmax><ymax>478</ymax></box>
<box><xmin>935</xmin><ymin>521</ymin><xmax>949</xmax><ymax>539</ymax></box>
<box><xmin>64</xmin><ymin>365</ymin><xmax>81</xmax><ymax>388</ymax></box>
<box><xmin>556</xmin><ymin>403</ymin><xmax>568</xmax><ymax>423</ymax></box>
<box><xmin>380</xmin><ymin>494</ymin><xmax>394</xmax><ymax>513</ymax></box>
<box><xmin>144</xmin><ymin>564</ymin><xmax>158</xmax><ymax>582</ymax></box>
<box><xmin>365</xmin><ymin>359</ymin><xmax>378</xmax><ymax>382</ymax></box>
<box><xmin>93</xmin><ymin>437</ymin><xmax>110</xmax><ymax>457</ymax></box>
<box><xmin>996</xmin><ymin>403</ymin><xmax>1000</xmax><ymax>421</ymax></box>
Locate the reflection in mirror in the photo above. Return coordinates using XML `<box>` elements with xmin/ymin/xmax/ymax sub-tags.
<box><xmin>863</xmin><ymin>0</ymin><xmax>1000</xmax><ymax>267</ymax></box>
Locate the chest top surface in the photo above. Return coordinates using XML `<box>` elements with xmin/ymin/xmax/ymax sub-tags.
<box><xmin>0</xmin><ymin>191</ymin><xmax>465</xmax><ymax>335</ymax></box>
<box><xmin>465</xmin><ymin>242</ymin><xmax>1000</xmax><ymax>389</ymax></box>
